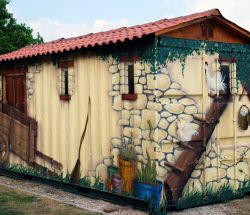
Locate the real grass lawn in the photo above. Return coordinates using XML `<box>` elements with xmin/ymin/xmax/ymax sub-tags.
<box><xmin>0</xmin><ymin>184</ymin><xmax>101</xmax><ymax>215</ymax></box>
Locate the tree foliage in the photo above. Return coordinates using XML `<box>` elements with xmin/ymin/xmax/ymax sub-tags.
<box><xmin>0</xmin><ymin>0</ymin><xmax>43</xmax><ymax>54</ymax></box>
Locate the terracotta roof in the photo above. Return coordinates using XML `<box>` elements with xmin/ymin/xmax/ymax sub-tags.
<box><xmin>0</xmin><ymin>8</ymin><xmax>247</xmax><ymax>62</ymax></box>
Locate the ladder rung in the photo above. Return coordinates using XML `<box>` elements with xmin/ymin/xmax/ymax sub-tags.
<box><xmin>164</xmin><ymin>162</ymin><xmax>184</xmax><ymax>173</ymax></box>
<box><xmin>188</xmin><ymin>160</ymin><xmax>199</xmax><ymax>166</ymax></box>
<box><xmin>193</xmin><ymin>115</ymin><xmax>219</xmax><ymax>124</ymax></box>
<box><xmin>193</xmin><ymin>115</ymin><xmax>207</xmax><ymax>123</ymax></box>
<box><xmin>177</xmin><ymin>141</ymin><xmax>196</xmax><ymax>150</ymax></box>
<box><xmin>206</xmin><ymin>119</ymin><xmax>220</xmax><ymax>124</ymax></box>
<box><xmin>177</xmin><ymin>141</ymin><xmax>204</xmax><ymax>151</ymax></box>
<box><xmin>188</xmin><ymin>139</ymin><xmax>203</xmax><ymax>143</ymax></box>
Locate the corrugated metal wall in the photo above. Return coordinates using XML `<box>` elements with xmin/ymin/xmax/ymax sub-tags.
<box><xmin>20</xmin><ymin>55</ymin><xmax>120</xmax><ymax>176</ymax></box>
<box><xmin>6</xmin><ymin>51</ymin><xmax>249</xmax><ymax>204</ymax></box>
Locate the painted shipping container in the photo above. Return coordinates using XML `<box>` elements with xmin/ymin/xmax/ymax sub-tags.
<box><xmin>0</xmin><ymin>9</ymin><xmax>249</xmax><ymax>211</ymax></box>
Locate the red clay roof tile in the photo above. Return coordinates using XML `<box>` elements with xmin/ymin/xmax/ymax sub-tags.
<box><xmin>0</xmin><ymin>8</ymin><xmax>244</xmax><ymax>62</ymax></box>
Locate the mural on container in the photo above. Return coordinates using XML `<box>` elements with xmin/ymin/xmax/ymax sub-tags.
<box><xmin>93</xmin><ymin>49</ymin><xmax>250</xmax><ymax>207</ymax></box>
<box><xmin>0</xmin><ymin>8</ymin><xmax>249</xmax><ymax>211</ymax></box>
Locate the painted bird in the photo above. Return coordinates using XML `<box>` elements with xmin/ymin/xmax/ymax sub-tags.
<box><xmin>205</xmin><ymin>62</ymin><xmax>227</xmax><ymax>94</ymax></box>
<box><xmin>176</xmin><ymin>118</ymin><xmax>199</xmax><ymax>142</ymax></box>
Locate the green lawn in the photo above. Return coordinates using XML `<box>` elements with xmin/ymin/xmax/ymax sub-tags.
<box><xmin>0</xmin><ymin>185</ymin><xmax>101</xmax><ymax>215</ymax></box>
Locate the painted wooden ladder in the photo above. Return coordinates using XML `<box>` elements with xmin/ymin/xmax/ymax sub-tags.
<box><xmin>164</xmin><ymin>93</ymin><xmax>230</xmax><ymax>203</ymax></box>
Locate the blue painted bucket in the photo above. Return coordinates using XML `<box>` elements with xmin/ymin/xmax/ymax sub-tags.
<box><xmin>134</xmin><ymin>180</ymin><xmax>163</xmax><ymax>208</ymax></box>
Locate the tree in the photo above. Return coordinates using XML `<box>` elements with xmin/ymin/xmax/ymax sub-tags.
<box><xmin>0</xmin><ymin>0</ymin><xmax>43</xmax><ymax>55</ymax></box>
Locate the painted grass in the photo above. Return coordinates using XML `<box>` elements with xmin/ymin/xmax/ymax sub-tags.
<box><xmin>3</xmin><ymin>163</ymin><xmax>250</xmax><ymax>211</ymax></box>
<box><xmin>0</xmin><ymin>185</ymin><xmax>101</xmax><ymax>215</ymax></box>
<box><xmin>175</xmin><ymin>180</ymin><xmax>250</xmax><ymax>209</ymax></box>
<box><xmin>1</xmin><ymin>164</ymin><xmax>93</xmax><ymax>187</ymax></box>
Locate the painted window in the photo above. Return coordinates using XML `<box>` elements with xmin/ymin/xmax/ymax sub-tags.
<box><xmin>128</xmin><ymin>64</ymin><xmax>135</xmax><ymax>94</ymax></box>
<box><xmin>220</xmin><ymin>65</ymin><xmax>230</xmax><ymax>94</ymax></box>
<box><xmin>229</xmin><ymin>62</ymin><xmax>237</xmax><ymax>95</ymax></box>
<box><xmin>57</xmin><ymin>62</ymin><xmax>75</xmax><ymax>101</ymax></box>
<box><xmin>220</xmin><ymin>61</ymin><xmax>237</xmax><ymax>95</ymax></box>
<box><xmin>121</xmin><ymin>62</ymin><xmax>137</xmax><ymax>100</ymax></box>
<box><xmin>61</xmin><ymin>69</ymin><xmax>69</xmax><ymax>96</ymax></box>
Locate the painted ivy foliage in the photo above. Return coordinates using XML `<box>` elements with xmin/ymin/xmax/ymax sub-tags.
<box><xmin>93</xmin><ymin>36</ymin><xmax>156</xmax><ymax>65</ymax></box>
<box><xmin>94</xmin><ymin>35</ymin><xmax>250</xmax><ymax>89</ymax></box>
<box><xmin>156</xmin><ymin>37</ymin><xmax>250</xmax><ymax>88</ymax></box>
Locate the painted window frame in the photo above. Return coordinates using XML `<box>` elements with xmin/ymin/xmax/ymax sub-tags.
<box><xmin>57</xmin><ymin>60</ymin><xmax>74</xmax><ymax>101</ymax></box>
<box><xmin>121</xmin><ymin>61</ymin><xmax>137</xmax><ymax>101</ymax></box>
<box><xmin>61</xmin><ymin>68</ymin><xmax>69</xmax><ymax>96</ymax></box>
<box><xmin>220</xmin><ymin>58</ymin><xmax>237</xmax><ymax>95</ymax></box>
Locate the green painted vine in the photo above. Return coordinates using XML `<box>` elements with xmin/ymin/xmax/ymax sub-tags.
<box><xmin>93</xmin><ymin>35</ymin><xmax>250</xmax><ymax>89</ymax></box>
<box><xmin>156</xmin><ymin>37</ymin><xmax>250</xmax><ymax>89</ymax></box>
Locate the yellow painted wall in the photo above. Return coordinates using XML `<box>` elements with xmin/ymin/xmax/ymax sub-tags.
<box><xmin>167</xmin><ymin>52</ymin><xmax>250</xmax><ymax>142</ymax></box>
<box><xmin>23</xmin><ymin>55</ymin><xmax>120</xmax><ymax>176</ymax></box>
<box><xmin>164</xmin><ymin>52</ymin><xmax>250</xmax><ymax>190</ymax></box>
<box><xmin>166</xmin><ymin>54</ymin><xmax>203</xmax><ymax>96</ymax></box>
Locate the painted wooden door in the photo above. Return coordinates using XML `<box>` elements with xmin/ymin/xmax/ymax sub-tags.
<box><xmin>5</xmin><ymin>74</ymin><xmax>26</xmax><ymax>113</ymax></box>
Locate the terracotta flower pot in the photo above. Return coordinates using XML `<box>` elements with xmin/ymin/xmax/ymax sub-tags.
<box><xmin>106</xmin><ymin>178</ymin><xmax>112</xmax><ymax>191</ymax></box>
<box><xmin>118</xmin><ymin>157</ymin><xmax>137</xmax><ymax>193</ymax></box>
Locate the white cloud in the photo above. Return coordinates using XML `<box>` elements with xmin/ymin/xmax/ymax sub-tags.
<box><xmin>241</xmin><ymin>20</ymin><xmax>250</xmax><ymax>31</ymax></box>
<box><xmin>26</xmin><ymin>18</ymin><xmax>130</xmax><ymax>42</ymax></box>
<box><xmin>93</xmin><ymin>18</ymin><xmax>129</xmax><ymax>32</ymax></box>
<box><xmin>162</xmin><ymin>0</ymin><xmax>250</xmax><ymax>31</ymax></box>
<box><xmin>7</xmin><ymin>3</ymin><xmax>130</xmax><ymax>42</ymax></box>
<box><xmin>185</xmin><ymin>0</ymin><xmax>250</xmax><ymax>31</ymax></box>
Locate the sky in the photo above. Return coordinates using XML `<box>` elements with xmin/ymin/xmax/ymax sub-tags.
<box><xmin>8</xmin><ymin>0</ymin><xmax>250</xmax><ymax>42</ymax></box>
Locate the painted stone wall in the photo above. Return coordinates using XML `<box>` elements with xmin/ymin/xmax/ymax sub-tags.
<box><xmin>56</xmin><ymin>67</ymin><xmax>75</xmax><ymax>96</ymax></box>
<box><xmin>183</xmin><ymin>140</ymin><xmax>250</xmax><ymax>194</ymax></box>
<box><xmin>26</xmin><ymin>63</ymin><xmax>43</xmax><ymax>107</ymax></box>
<box><xmin>95</xmin><ymin>58</ymin><xmax>200</xmax><ymax>183</ymax></box>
